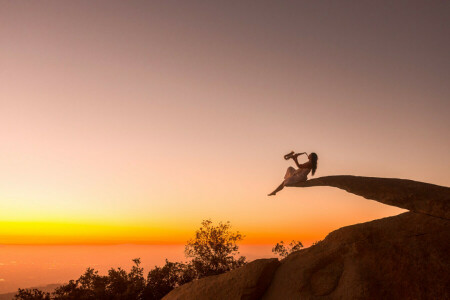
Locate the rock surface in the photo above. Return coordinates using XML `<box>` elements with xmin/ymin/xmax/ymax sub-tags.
<box><xmin>263</xmin><ymin>212</ymin><xmax>450</xmax><ymax>299</ymax></box>
<box><xmin>166</xmin><ymin>176</ymin><xmax>450</xmax><ymax>299</ymax></box>
<box><xmin>163</xmin><ymin>258</ymin><xmax>280</xmax><ymax>300</ymax></box>
<box><xmin>290</xmin><ymin>175</ymin><xmax>450</xmax><ymax>219</ymax></box>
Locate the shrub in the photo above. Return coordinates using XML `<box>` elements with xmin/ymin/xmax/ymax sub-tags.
<box><xmin>272</xmin><ymin>240</ymin><xmax>303</xmax><ymax>258</ymax></box>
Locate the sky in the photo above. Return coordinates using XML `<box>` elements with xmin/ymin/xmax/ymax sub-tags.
<box><xmin>1</xmin><ymin>1</ymin><xmax>449</xmax><ymax>245</ymax></box>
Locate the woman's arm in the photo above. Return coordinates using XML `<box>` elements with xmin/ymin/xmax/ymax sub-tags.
<box><xmin>292</xmin><ymin>153</ymin><xmax>308</xmax><ymax>169</ymax></box>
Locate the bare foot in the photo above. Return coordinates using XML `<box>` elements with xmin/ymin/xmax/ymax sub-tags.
<box><xmin>268</xmin><ymin>192</ymin><xmax>276</xmax><ymax>196</ymax></box>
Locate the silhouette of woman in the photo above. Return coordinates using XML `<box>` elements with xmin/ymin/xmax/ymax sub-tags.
<box><xmin>268</xmin><ymin>152</ymin><xmax>318</xmax><ymax>196</ymax></box>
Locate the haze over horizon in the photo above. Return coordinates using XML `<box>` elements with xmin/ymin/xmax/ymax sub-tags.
<box><xmin>1</xmin><ymin>1</ymin><xmax>449</xmax><ymax>245</ymax></box>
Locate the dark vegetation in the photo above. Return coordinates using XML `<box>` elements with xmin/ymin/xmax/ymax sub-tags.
<box><xmin>14</xmin><ymin>220</ymin><xmax>306</xmax><ymax>300</ymax></box>
<box><xmin>14</xmin><ymin>220</ymin><xmax>247</xmax><ymax>300</ymax></box>
<box><xmin>271</xmin><ymin>240</ymin><xmax>304</xmax><ymax>258</ymax></box>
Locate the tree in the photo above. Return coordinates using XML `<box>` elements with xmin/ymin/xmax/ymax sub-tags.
<box><xmin>141</xmin><ymin>259</ymin><xmax>195</xmax><ymax>300</ymax></box>
<box><xmin>52</xmin><ymin>268</ymin><xmax>110</xmax><ymax>300</ymax></box>
<box><xmin>272</xmin><ymin>240</ymin><xmax>303</xmax><ymax>258</ymax></box>
<box><xmin>185</xmin><ymin>220</ymin><xmax>246</xmax><ymax>278</ymax></box>
<box><xmin>14</xmin><ymin>289</ymin><xmax>50</xmax><ymax>300</ymax></box>
<box><xmin>50</xmin><ymin>259</ymin><xmax>145</xmax><ymax>300</ymax></box>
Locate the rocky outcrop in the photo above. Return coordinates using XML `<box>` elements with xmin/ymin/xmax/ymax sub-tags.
<box><xmin>166</xmin><ymin>176</ymin><xmax>450</xmax><ymax>299</ymax></box>
<box><xmin>163</xmin><ymin>258</ymin><xmax>280</xmax><ymax>300</ymax></box>
<box><xmin>263</xmin><ymin>212</ymin><xmax>450</xmax><ymax>299</ymax></box>
<box><xmin>289</xmin><ymin>176</ymin><xmax>450</xmax><ymax>219</ymax></box>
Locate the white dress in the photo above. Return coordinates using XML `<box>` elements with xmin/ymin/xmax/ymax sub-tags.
<box><xmin>283</xmin><ymin>166</ymin><xmax>311</xmax><ymax>186</ymax></box>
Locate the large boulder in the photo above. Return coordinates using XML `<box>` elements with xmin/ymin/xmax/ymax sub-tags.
<box><xmin>262</xmin><ymin>212</ymin><xmax>450</xmax><ymax>299</ymax></box>
<box><xmin>163</xmin><ymin>258</ymin><xmax>280</xmax><ymax>300</ymax></box>
<box><xmin>290</xmin><ymin>176</ymin><xmax>450</xmax><ymax>219</ymax></box>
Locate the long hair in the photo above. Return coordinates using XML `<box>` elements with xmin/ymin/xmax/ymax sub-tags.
<box><xmin>310</xmin><ymin>152</ymin><xmax>318</xmax><ymax>176</ymax></box>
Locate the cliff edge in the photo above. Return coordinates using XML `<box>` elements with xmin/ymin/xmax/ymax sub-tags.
<box><xmin>164</xmin><ymin>176</ymin><xmax>450</xmax><ymax>299</ymax></box>
<box><xmin>289</xmin><ymin>175</ymin><xmax>449</xmax><ymax>220</ymax></box>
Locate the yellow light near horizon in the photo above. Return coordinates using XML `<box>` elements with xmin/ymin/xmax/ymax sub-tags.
<box><xmin>0</xmin><ymin>218</ymin><xmax>339</xmax><ymax>245</ymax></box>
<box><xmin>0</xmin><ymin>221</ymin><xmax>191</xmax><ymax>245</ymax></box>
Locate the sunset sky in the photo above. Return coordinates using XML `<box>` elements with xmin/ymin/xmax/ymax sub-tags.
<box><xmin>1</xmin><ymin>1</ymin><xmax>449</xmax><ymax>245</ymax></box>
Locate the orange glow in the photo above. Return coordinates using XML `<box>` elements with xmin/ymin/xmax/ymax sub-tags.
<box><xmin>0</xmin><ymin>1</ymin><xmax>448</xmax><ymax>247</ymax></box>
<box><xmin>1</xmin><ymin>190</ymin><xmax>405</xmax><ymax>245</ymax></box>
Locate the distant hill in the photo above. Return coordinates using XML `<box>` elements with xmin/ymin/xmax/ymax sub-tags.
<box><xmin>0</xmin><ymin>284</ymin><xmax>60</xmax><ymax>300</ymax></box>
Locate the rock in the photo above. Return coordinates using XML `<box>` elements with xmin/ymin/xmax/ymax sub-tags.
<box><xmin>163</xmin><ymin>258</ymin><xmax>280</xmax><ymax>300</ymax></box>
<box><xmin>289</xmin><ymin>176</ymin><xmax>450</xmax><ymax>219</ymax></box>
<box><xmin>166</xmin><ymin>177</ymin><xmax>450</xmax><ymax>299</ymax></box>
<box><xmin>262</xmin><ymin>212</ymin><xmax>450</xmax><ymax>299</ymax></box>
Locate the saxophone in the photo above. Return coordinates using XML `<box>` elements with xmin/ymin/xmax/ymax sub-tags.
<box><xmin>284</xmin><ymin>151</ymin><xmax>306</xmax><ymax>160</ymax></box>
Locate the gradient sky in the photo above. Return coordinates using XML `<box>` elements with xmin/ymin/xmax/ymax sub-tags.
<box><xmin>1</xmin><ymin>1</ymin><xmax>449</xmax><ymax>245</ymax></box>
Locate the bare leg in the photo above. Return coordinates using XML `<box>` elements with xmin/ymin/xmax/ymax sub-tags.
<box><xmin>268</xmin><ymin>182</ymin><xmax>285</xmax><ymax>196</ymax></box>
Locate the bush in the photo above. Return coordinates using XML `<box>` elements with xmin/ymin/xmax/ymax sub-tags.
<box><xmin>51</xmin><ymin>260</ymin><xmax>144</xmax><ymax>300</ymax></box>
<box><xmin>272</xmin><ymin>240</ymin><xmax>303</xmax><ymax>258</ymax></box>
<box><xmin>141</xmin><ymin>260</ymin><xmax>195</xmax><ymax>300</ymax></box>
<box><xmin>14</xmin><ymin>289</ymin><xmax>50</xmax><ymax>300</ymax></box>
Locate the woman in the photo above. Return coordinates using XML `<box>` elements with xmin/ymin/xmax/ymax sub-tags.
<box><xmin>268</xmin><ymin>152</ymin><xmax>318</xmax><ymax>196</ymax></box>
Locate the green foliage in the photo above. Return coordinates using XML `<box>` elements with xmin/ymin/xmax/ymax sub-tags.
<box><xmin>272</xmin><ymin>240</ymin><xmax>304</xmax><ymax>258</ymax></box>
<box><xmin>14</xmin><ymin>220</ymin><xmax>246</xmax><ymax>300</ymax></box>
<box><xmin>185</xmin><ymin>220</ymin><xmax>246</xmax><ymax>278</ymax></box>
